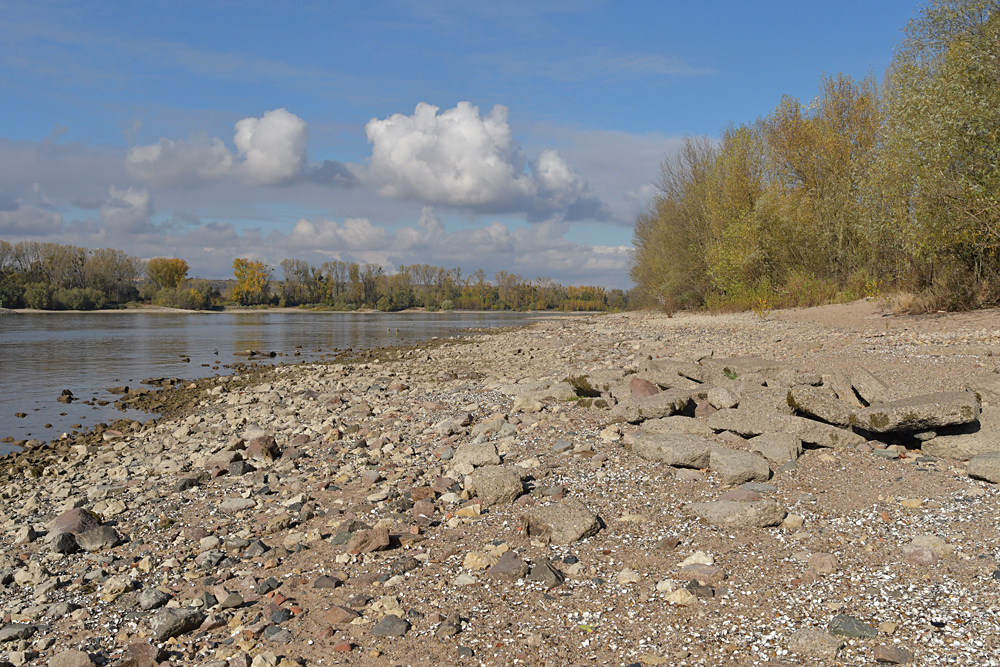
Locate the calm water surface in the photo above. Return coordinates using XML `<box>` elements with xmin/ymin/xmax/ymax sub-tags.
<box><xmin>0</xmin><ymin>310</ymin><xmax>538</xmax><ymax>452</ymax></box>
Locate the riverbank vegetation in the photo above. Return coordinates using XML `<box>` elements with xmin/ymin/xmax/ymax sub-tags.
<box><xmin>631</xmin><ymin>0</ymin><xmax>1000</xmax><ymax>313</ymax></box>
<box><xmin>0</xmin><ymin>239</ymin><xmax>626</xmax><ymax>312</ymax></box>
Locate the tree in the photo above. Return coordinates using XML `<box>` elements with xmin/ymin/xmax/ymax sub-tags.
<box><xmin>147</xmin><ymin>257</ymin><xmax>189</xmax><ymax>289</ymax></box>
<box><xmin>232</xmin><ymin>258</ymin><xmax>271</xmax><ymax>305</ymax></box>
<box><xmin>279</xmin><ymin>258</ymin><xmax>314</xmax><ymax>306</ymax></box>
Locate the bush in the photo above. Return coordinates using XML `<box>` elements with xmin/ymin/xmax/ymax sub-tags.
<box><xmin>23</xmin><ymin>283</ymin><xmax>54</xmax><ymax>310</ymax></box>
<box><xmin>153</xmin><ymin>286</ymin><xmax>212</xmax><ymax>310</ymax></box>
<box><xmin>440</xmin><ymin>299</ymin><xmax>454</xmax><ymax>311</ymax></box>
<box><xmin>53</xmin><ymin>287</ymin><xmax>106</xmax><ymax>310</ymax></box>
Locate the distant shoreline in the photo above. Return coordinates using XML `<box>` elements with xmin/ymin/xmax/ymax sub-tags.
<box><xmin>10</xmin><ymin>305</ymin><xmax>598</xmax><ymax>316</ymax></box>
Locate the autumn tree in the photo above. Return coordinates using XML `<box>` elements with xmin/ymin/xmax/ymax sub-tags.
<box><xmin>147</xmin><ymin>257</ymin><xmax>189</xmax><ymax>289</ymax></box>
<box><xmin>232</xmin><ymin>258</ymin><xmax>271</xmax><ymax>305</ymax></box>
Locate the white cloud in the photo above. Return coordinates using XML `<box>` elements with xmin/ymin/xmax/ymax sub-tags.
<box><xmin>364</xmin><ymin>102</ymin><xmax>603</xmax><ymax>220</ymax></box>
<box><xmin>0</xmin><ymin>206</ymin><xmax>64</xmax><ymax>236</ymax></box>
<box><xmin>126</xmin><ymin>137</ymin><xmax>234</xmax><ymax>186</ymax></box>
<box><xmin>126</xmin><ymin>108</ymin><xmax>307</xmax><ymax>187</ymax></box>
<box><xmin>99</xmin><ymin>185</ymin><xmax>153</xmax><ymax>233</ymax></box>
<box><xmin>234</xmin><ymin>108</ymin><xmax>308</xmax><ymax>185</ymax></box>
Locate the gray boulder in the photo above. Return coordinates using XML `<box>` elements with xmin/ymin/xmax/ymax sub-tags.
<box><xmin>611</xmin><ymin>387</ymin><xmax>694</xmax><ymax>423</ymax></box>
<box><xmin>786</xmin><ymin>385</ymin><xmax>854</xmax><ymax>427</ymax></box>
<box><xmin>748</xmin><ymin>432</ymin><xmax>803</xmax><ymax>465</ymax></box>
<box><xmin>74</xmin><ymin>526</ymin><xmax>120</xmax><ymax>552</ymax></box>
<box><xmin>465</xmin><ymin>466</ymin><xmax>524</xmax><ymax>506</ymax></box>
<box><xmin>521</xmin><ymin>498</ymin><xmax>601</xmax><ymax>545</ymax></box>
<box><xmin>851</xmin><ymin>368</ymin><xmax>893</xmax><ymax>405</ymax></box>
<box><xmin>851</xmin><ymin>392</ymin><xmax>980</xmax><ymax>433</ymax></box>
<box><xmin>48</xmin><ymin>508</ymin><xmax>100</xmax><ymax>536</ymax></box>
<box><xmin>682</xmin><ymin>500</ymin><xmax>785</xmax><ymax>528</ymax></box>
<box><xmin>640</xmin><ymin>416</ymin><xmax>714</xmax><ymax>438</ymax></box>
<box><xmin>708</xmin><ymin>411</ymin><xmax>866</xmax><ymax>449</ymax></box>
<box><xmin>137</xmin><ymin>587</ymin><xmax>172</xmax><ymax>611</ymax></box>
<box><xmin>47</xmin><ymin>649</ymin><xmax>93</xmax><ymax>667</ymax></box>
<box><xmin>787</xmin><ymin>628</ymin><xmax>843</xmax><ymax>661</ymax></box>
<box><xmin>968</xmin><ymin>451</ymin><xmax>1000</xmax><ymax>483</ymax></box>
<box><xmin>452</xmin><ymin>442</ymin><xmax>500</xmax><ymax>468</ymax></box>
<box><xmin>150</xmin><ymin>608</ymin><xmax>203</xmax><ymax>641</ymax></box>
<box><xmin>631</xmin><ymin>433</ymin><xmax>711</xmax><ymax>469</ymax></box>
<box><xmin>709</xmin><ymin>448</ymin><xmax>770</xmax><ymax>485</ymax></box>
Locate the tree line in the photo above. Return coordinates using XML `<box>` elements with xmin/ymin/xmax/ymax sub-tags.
<box><xmin>0</xmin><ymin>239</ymin><xmax>626</xmax><ymax>312</ymax></box>
<box><xmin>631</xmin><ymin>0</ymin><xmax>1000</xmax><ymax>313</ymax></box>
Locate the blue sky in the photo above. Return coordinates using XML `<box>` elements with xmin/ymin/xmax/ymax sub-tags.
<box><xmin>0</xmin><ymin>0</ymin><xmax>919</xmax><ymax>287</ymax></box>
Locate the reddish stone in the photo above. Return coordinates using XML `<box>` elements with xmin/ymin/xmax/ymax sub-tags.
<box><xmin>630</xmin><ymin>377</ymin><xmax>660</xmax><ymax>399</ymax></box>
<box><xmin>411</xmin><ymin>487</ymin><xmax>435</xmax><ymax>501</ymax></box>
<box><xmin>117</xmin><ymin>641</ymin><xmax>167</xmax><ymax>667</ymax></box>
<box><xmin>316</xmin><ymin>626</ymin><xmax>335</xmax><ymax>639</ymax></box>
<box><xmin>332</xmin><ymin>641</ymin><xmax>353</xmax><ymax>653</ymax></box>
<box><xmin>347</xmin><ymin>526</ymin><xmax>391</xmax><ymax>554</ymax></box>
<box><xmin>323</xmin><ymin>606</ymin><xmax>360</xmax><ymax>625</ymax></box>
<box><xmin>413</xmin><ymin>500</ymin><xmax>435</xmax><ymax>519</ymax></box>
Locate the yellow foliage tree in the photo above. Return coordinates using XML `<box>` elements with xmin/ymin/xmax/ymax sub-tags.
<box><xmin>146</xmin><ymin>257</ymin><xmax>189</xmax><ymax>289</ymax></box>
<box><xmin>232</xmin><ymin>258</ymin><xmax>271</xmax><ymax>305</ymax></box>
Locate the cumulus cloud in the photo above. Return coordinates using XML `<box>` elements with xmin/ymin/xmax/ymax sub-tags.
<box><xmin>126</xmin><ymin>136</ymin><xmax>234</xmax><ymax>186</ymax></box>
<box><xmin>364</xmin><ymin>102</ymin><xmax>604</xmax><ymax>220</ymax></box>
<box><xmin>126</xmin><ymin>108</ymin><xmax>308</xmax><ymax>187</ymax></box>
<box><xmin>234</xmin><ymin>108</ymin><xmax>308</xmax><ymax>185</ymax></box>
<box><xmin>99</xmin><ymin>186</ymin><xmax>153</xmax><ymax>233</ymax></box>
<box><xmin>0</xmin><ymin>206</ymin><xmax>64</xmax><ymax>236</ymax></box>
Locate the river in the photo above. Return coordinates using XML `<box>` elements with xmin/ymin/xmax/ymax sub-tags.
<box><xmin>0</xmin><ymin>310</ymin><xmax>539</xmax><ymax>453</ymax></box>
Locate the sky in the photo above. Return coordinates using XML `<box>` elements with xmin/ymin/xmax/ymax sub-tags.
<box><xmin>0</xmin><ymin>0</ymin><xmax>921</xmax><ymax>288</ymax></box>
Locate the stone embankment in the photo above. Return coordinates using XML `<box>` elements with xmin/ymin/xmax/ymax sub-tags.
<box><xmin>2</xmin><ymin>302</ymin><xmax>1000</xmax><ymax>667</ymax></box>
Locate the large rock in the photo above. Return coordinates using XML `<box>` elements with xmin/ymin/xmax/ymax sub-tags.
<box><xmin>968</xmin><ymin>451</ymin><xmax>1000</xmax><ymax>483</ymax></box>
<box><xmin>611</xmin><ymin>388</ymin><xmax>694</xmax><ymax>423</ymax></box>
<box><xmin>74</xmin><ymin>526</ymin><xmax>120</xmax><ymax>552</ymax></box>
<box><xmin>921</xmin><ymin>405</ymin><xmax>1000</xmax><ymax>460</ymax></box>
<box><xmin>640</xmin><ymin>416</ymin><xmax>714</xmax><ymax>438</ymax></box>
<box><xmin>48</xmin><ymin>649</ymin><xmax>93</xmax><ymax>667</ymax></box>
<box><xmin>48</xmin><ymin>508</ymin><xmax>100</xmax><ymax>536</ymax></box>
<box><xmin>637</xmin><ymin>358</ymin><xmax>707</xmax><ymax>386</ymax></box>
<box><xmin>787</xmin><ymin>628</ymin><xmax>843</xmax><ymax>661</ymax></box>
<box><xmin>115</xmin><ymin>642</ymin><xmax>167</xmax><ymax>667</ymax></box>
<box><xmin>465</xmin><ymin>466</ymin><xmax>525</xmax><ymax>506</ymax></box>
<box><xmin>631</xmin><ymin>433</ymin><xmax>711</xmax><ymax>469</ymax></box>
<box><xmin>682</xmin><ymin>500</ymin><xmax>785</xmax><ymax>528</ymax></box>
<box><xmin>748</xmin><ymin>432</ymin><xmax>803</xmax><ymax>465</ymax></box>
<box><xmin>708</xmin><ymin>411</ymin><xmax>866</xmax><ymax>449</ymax></box>
<box><xmin>452</xmin><ymin>442</ymin><xmax>500</xmax><ymax>468</ymax></box>
<box><xmin>149</xmin><ymin>608</ymin><xmax>203</xmax><ymax>641</ymax></box>
<box><xmin>851</xmin><ymin>392</ymin><xmax>980</xmax><ymax>433</ymax></box>
<box><xmin>709</xmin><ymin>448</ymin><xmax>770</xmax><ymax>485</ymax></box>
<box><xmin>521</xmin><ymin>498</ymin><xmax>601</xmax><ymax>545</ymax></box>
<box><xmin>786</xmin><ymin>385</ymin><xmax>854</xmax><ymax>427</ymax></box>
<box><xmin>851</xmin><ymin>368</ymin><xmax>893</xmax><ymax>405</ymax></box>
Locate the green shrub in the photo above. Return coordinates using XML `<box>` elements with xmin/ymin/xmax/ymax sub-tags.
<box><xmin>23</xmin><ymin>283</ymin><xmax>53</xmax><ymax>309</ymax></box>
<box><xmin>53</xmin><ymin>287</ymin><xmax>106</xmax><ymax>310</ymax></box>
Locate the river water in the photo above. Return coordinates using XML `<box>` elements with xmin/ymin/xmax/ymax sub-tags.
<box><xmin>0</xmin><ymin>310</ymin><xmax>538</xmax><ymax>453</ymax></box>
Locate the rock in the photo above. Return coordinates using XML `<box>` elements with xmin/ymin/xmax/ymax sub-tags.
<box><xmin>630</xmin><ymin>377</ymin><xmax>660</xmax><ymax>399</ymax></box>
<box><xmin>787</xmin><ymin>385</ymin><xmax>855</xmax><ymax>427</ymax></box>
<box><xmin>347</xmin><ymin>526</ymin><xmax>391</xmax><ymax>554</ymax></box>
<box><xmin>435</xmin><ymin>614</ymin><xmax>462</xmax><ymax>638</ymax></box>
<box><xmin>873</xmin><ymin>645</ymin><xmax>914</xmax><ymax>664</ymax></box>
<box><xmin>829</xmin><ymin>614</ymin><xmax>878</xmax><ymax>639</ymax></box>
<box><xmin>682</xmin><ymin>500</ymin><xmax>785</xmax><ymax>528</ymax></box>
<box><xmin>219</xmin><ymin>498</ymin><xmax>257</xmax><ymax>513</ymax></box>
<box><xmin>115</xmin><ymin>642</ymin><xmax>167</xmax><ymax>667</ymax></box>
<box><xmin>968</xmin><ymin>451</ymin><xmax>1000</xmax><ymax>483</ymax></box>
<box><xmin>465</xmin><ymin>466</ymin><xmax>524</xmax><ymax>506</ymax></box>
<box><xmin>808</xmin><ymin>553</ymin><xmax>838</xmax><ymax>574</ymax></box>
<box><xmin>748</xmin><ymin>432</ymin><xmax>803</xmax><ymax>465</ymax></box>
<box><xmin>617</xmin><ymin>568</ymin><xmax>642</xmax><ymax>584</ymax></box>
<box><xmin>612</xmin><ymin>388</ymin><xmax>694</xmax><ymax>423</ymax></box>
<box><xmin>709</xmin><ymin>448</ymin><xmax>770</xmax><ymax>485</ymax></box>
<box><xmin>370</xmin><ymin>615</ymin><xmax>410</xmax><ymax>637</ymax></box>
<box><xmin>48</xmin><ymin>508</ymin><xmax>100</xmax><ymax>535</ymax></box>
<box><xmin>521</xmin><ymin>498</ymin><xmax>602</xmax><ymax>545</ymax></box>
<box><xmin>0</xmin><ymin>624</ymin><xmax>35</xmax><ymax>642</ymax></box>
<box><xmin>640</xmin><ymin>416</ymin><xmax>715</xmax><ymax>438</ymax></box>
<box><xmin>487</xmin><ymin>551</ymin><xmax>529</xmax><ymax>580</ymax></box>
<box><xmin>851</xmin><ymin>368</ymin><xmax>892</xmax><ymax>405</ymax></box>
<box><xmin>322</xmin><ymin>606</ymin><xmax>359</xmax><ymax>625</ymax></box>
<box><xmin>909</xmin><ymin>535</ymin><xmax>954</xmax><ymax>558</ymax></box>
<box><xmin>632</xmin><ymin>433</ymin><xmax>712</xmax><ymax>468</ymax></box>
<box><xmin>528</xmin><ymin>561</ymin><xmax>565</xmax><ymax>588</ymax></box>
<box><xmin>787</xmin><ymin>628</ymin><xmax>843</xmax><ymax>660</ymax></box>
<box><xmin>74</xmin><ymin>526</ymin><xmax>120</xmax><ymax>552</ymax></box>
<box><xmin>851</xmin><ymin>392</ymin><xmax>980</xmax><ymax>433</ymax></box>
<box><xmin>47</xmin><ymin>650</ymin><xmax>92</xmax><ymax>667</ymax></box>
<box><xmin>665</xmin><ymin>588</ymin><xmax>698</xmax><ymax>606</ymax></box>
<box><xmin>900</xmin><ymin>544</ymin><xmax>938</xmax><ymax>566</ymax></box>
<box><xmin>49</xmin><ymin>532</ymin><xmax>79</xmax><ymax>554</ymax></box>
<box><xmin>706</xmin><ymin>386</ymin><xmax>739</xmax><ymax>410</ymax></box>
<box><xmin>149</xmin><ymin>608</ymin><xmax>204</xmax><ymax>641</ymax></box>
<box><xmin>137</xmin><ymin>588</ymin><xmax>171</xmax><ymax>611</ymax></box>
<box><xmin>511</xmin><ymin>395</ymin><xmax>543</xmax><ymax>414</ymax></box>
<box><xmin>246</xmin><ymin>435</ymin><xmax>280</xmax><ymax>460</ymax></box>
<box><xmin>453</xmin><ymin>442</ymin><xmax>501</xmax><ymax>468</ymax></box>
<box><xmin>708</xmin><ymin>411</ymin><xmax>866</xmax><ymax>448</ymax></box>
